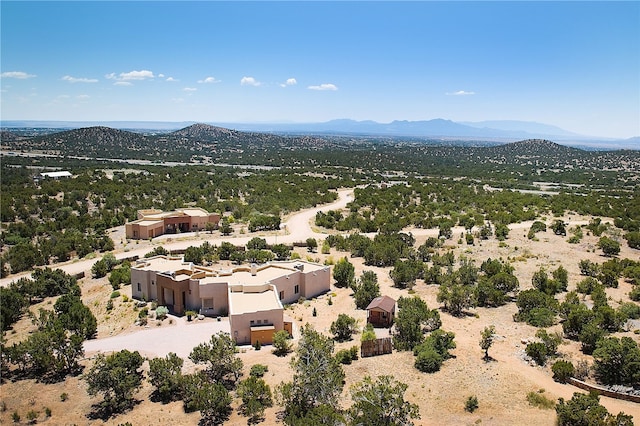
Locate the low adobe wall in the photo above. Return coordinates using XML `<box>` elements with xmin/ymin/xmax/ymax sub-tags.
<box><xmin>567</xmin><ymin>378</ymin><xmax>640</xmax><ymax>403</ymax></box>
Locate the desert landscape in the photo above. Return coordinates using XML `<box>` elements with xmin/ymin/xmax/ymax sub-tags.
<box><xmin>1</xmin><ymin>190</ymin><xmax>638</xmax><ymax>425</ymax></box>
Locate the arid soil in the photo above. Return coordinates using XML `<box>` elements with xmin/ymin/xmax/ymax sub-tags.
<box><xmin>1</xmin><ymin>212</ymin><xmax>639</xmax><ymax>425</ymax></box>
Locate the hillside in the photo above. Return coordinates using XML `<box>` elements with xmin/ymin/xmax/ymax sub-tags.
<box><xmin>0</xmin><ymin>130</ymin><xmax>20</xmax><ymax>143</ymax></box>
<box><xmin>171</xmin><ymin>123</ymin><xmax>242</xmax><ymax>140</ymax></box>
<box><xmin>22</xmin><ymin>126</ymin><xmax>150</xmax><ymax>157</ymax></box>
<box><xmin>488</xmin><ymin>139</ymin><xmax>583</xmax><ymax>156</ymax></box>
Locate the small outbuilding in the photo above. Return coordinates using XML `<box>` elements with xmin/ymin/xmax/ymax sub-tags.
<box><xmin>366</xmin><ymin>295</ymin><xmax>396</xmax><ymax>328</ymax></box>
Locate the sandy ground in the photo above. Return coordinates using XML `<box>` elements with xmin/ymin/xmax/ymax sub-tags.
<box><xmin>1</xmin><ymin>191</ymin><xmax>639</xmax><ymax>425</ymax></box>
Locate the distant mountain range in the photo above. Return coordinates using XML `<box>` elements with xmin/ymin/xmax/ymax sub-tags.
<box><xmin>2</xmin><ymin>119</ymin><xmax>638</xmax><ymax>149</ymax></box>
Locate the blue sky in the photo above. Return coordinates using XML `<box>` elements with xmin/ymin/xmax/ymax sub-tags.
<box><xmin>1</xmin><ymin>1</ymin><xmax>639</xmax><ymax>139</ymax></box>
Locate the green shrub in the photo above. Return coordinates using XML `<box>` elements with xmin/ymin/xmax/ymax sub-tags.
<box><xmin>526</xmin><ymin>390</ymin><xmax>555</xmax><ymax>409</ymax></box>
<box><xmin>250</xmin><ymin>364</ymin><xmax>268</xmax><ymax>378</ymax></box>
<box><xmin>526</xmin><ymin>307</ymin><xmax>556</xmax><ymax>328</ymax></box>
<box><xmin>272</xmin><ymin>330</ymin><xmax>292</xmax><ymax>356</ymax></box>
<box><xmin>26</xmin><ymin>410</ymin><xmax>38</xmax><ymax>422</ymax></box>
<box><xmin>415</xmin><ymin>347</ymin><xmax>443</xmax><ymax>373</ymax></box>
<box><xmin>60</xmin><ymin>392</ymin><xmax>68</xmax><ymax>402</ymax></box>
<box><xmin>361</xmin><ymin>323</ymin><xmax>376</xmax><ymax>342</ymax></box>
<box><xmin>253</xmin><ymin>340</ymin><xmax>261</xmax><ymax>350</ymax></box>
<box><xmin>552</xmin><ymin>360</ymin><xmax>575</xmax><ymax>383</ymax></box>
<box><xmin>464</xmin><ymin>395</ymin><xmax>478</xmax><ymax>412</ymax></box>
<box><xmin>156</xmin><ymin>305</ymin><xmax>169</xmax><ymax>320</ymax></box>
<box><xmin>526</xmin><ymin>342</ymin><xmax>548</xmax><ymax>366</ymax></box>
<box><xmin>110</xmin><ymin>291</ymin><xmax>120</xmax><ymax>299</ymax></box>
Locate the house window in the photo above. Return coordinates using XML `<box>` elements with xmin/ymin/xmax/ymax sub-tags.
<box><xmin>250</xmin><ymin>320</ymin><xmax>255</xmax><ymax>325</ymax></box>
<box><xmin>294</xmin><ymin>285</ymin><xmax>299</xmax><ymax>294</ymax></box>
<box><xmin>203</xmin><ymin>298</ymin><xmax>214</xmax><ymax>309</ymax></box>
<box><xmin>279</xmin><ymin>291</ymin><xmax>284</xmax><ymax>300</ymax></box>
<box><xmin>256</xmin><ymin>319</ymin><xmax>262</xmax><ymax>324</ymax></box>
<box><xmin>152</xmin><ymin>280</ymin><xmax>155</xmax><ymax>286</ymax></box>
<box><xmin>137</xmin><ymin>283</ymin><xmax>141</xmax><ymax>291</ymax></box>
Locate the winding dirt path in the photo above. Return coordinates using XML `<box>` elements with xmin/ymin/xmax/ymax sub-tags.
<box><xmin>0</xmin><ymin>188</ymin><xmax>354</xmax><ymax>287</ymax></box>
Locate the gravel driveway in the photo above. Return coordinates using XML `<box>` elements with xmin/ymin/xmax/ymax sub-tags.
<box><xmin>83</xmin><ymin>316</ymin><xmax>230</xmax><ymax>359</ymax></box>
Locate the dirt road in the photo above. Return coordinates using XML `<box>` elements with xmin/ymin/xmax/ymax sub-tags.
<box><xmin>0</xmin><ymin>188</ymin><xmax>353</xmax><ymax>287</ymax></box>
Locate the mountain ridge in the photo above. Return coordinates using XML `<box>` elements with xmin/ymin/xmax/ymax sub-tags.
<box><xmin>2</xmin><ymin>119</ymin><xmax>637</xmax><ymax>149</ymax></box>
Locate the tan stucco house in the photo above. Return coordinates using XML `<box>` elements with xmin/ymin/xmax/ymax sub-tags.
<box><xmin>130</xmin><ymin>256</ymin><xmax>330</xmax><ymax>344</ymax></box>
<box><xmin>125</xmin><ymin>208</ymin><xmax>221</xmax><ymax>240</ymax></box>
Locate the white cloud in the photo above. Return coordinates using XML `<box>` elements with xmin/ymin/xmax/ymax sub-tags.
<box><xmin>1</xmin><ymin>71</ymin><xmax>36</xmax><ymax>79</ymax></box>
<box><xmin>308</xmin><ymin>83</ymin><xmax>338</xmax><ymax>91</ymax></box>
<box><xmin>241</xmin><ymin>76</ymin><xmax>261</xmax><ymax>86</ymax></box>
<box><xmin>114</xmin><ymin>81</ymin><xmax>133</xmax><ymax>86</ymax></box>
<box><xmin>106</xmin><ymin>70</ymin><xmax>155</xmax><ymax>82</ymax></box>
<box><xmin>158</xmin><ymin>73</ymin><xmax>165</xmax><ymax>78</ymax></box>
<box><xmin>280</xmin><ymin>78</ymin><xmax>297</xmax><ymax>87</ymax></box>
<box><xmin>62</xmin><ymin>75</ymin><xmax>98</xmax><ymax>83</ymax></box>
<box><xmin>198</xmin><ymin>76</ymin><xmax>220</xmax><ymax>84</ymax></box>
<box><xmin>166</xmin><ymin>77</ymin><xmax>179</xmax><ymax>82</ymax></box>
<box><xmin>76</xmin><ymin>94</ymin><xmax>90</xmax><ymax>100</ymax></box>
<box><xmin>120</xmin><ymin>70</ymin><xmax>154</xmax><ymax>80</ymax></box>
<box><xmin>446</xmin><ymin>90</ymin><xmax>475</xmax><ymax>96</ymax></box>
<box><xmin>183</xmin><ymin>87</ymin><xmax>197</xmax><ymax>92</ymax></box>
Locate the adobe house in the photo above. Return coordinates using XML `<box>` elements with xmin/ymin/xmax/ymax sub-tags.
<box><xmin>366</xmin><ymin>295</ymin><xmax>396</xmax><ymax>328</ymax></box>
<box><xmin>130</xmin><ymin>257</ymin><xmax>330</xmax><ymax>345</ymax></box>
<box><xmin>125</xmin><ymin>207</ymin><xmax>221</xmax><ymax>240</ymax></box>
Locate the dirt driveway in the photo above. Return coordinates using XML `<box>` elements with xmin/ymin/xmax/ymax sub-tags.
<box><xmin>83</xmin><ymin>315</ymin><xmax>230</xmax><ymax>360</ymax></box>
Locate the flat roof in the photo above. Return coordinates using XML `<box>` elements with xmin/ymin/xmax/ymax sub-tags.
<box><xmin>40</xmin><ymin>171</ymin><xmax>72</xmax><ymax>178</ymax></box>
<box><xmin>135</xmin><ymin>256</ymin><xmax>189</xmax><ymax>272</ymax></box>
<box><xmin>134</xmin><ymin>257</ymin><xmax>327</xmax><ymax>286</ymax></box>
<box><xmin>229</xmin><ymin>287</ymin><xmax>282</xmax><ymax>314</ymax></box>
<box><xmin>180</xmin><ymin>208</ymin><xmax>209</xmax><ymax>217</ymax></box>
<box><xmin>276</xmin><ymin>260</ymin><xmax>328</xmax><ymax>273</ymax></box>
<box><xmin>135</xmin><ymin>219</ymin><xmax>164</xmax><ymax>227</ymax></box>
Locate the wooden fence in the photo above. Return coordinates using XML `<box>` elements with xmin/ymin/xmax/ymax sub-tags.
<box><xmin>361</xmin><ymin>337</ymin><xmax>393</xmax><ymax>358</ymax></box>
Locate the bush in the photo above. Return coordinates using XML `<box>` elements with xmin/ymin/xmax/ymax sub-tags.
<box><xmin>414</xmin><ymin>346</ymin><xmax>443</xmax><ymax>373</ymax></box>
<box><xmin>335</xmin><ymin>346</ymin><xmax>359</xmax><ymax>365</ymax></box>
<box><xmin>464</xmin><ymin>395</ymin><xmax>478</xmax><ymax>413</ymax></box>
<box><xmin>272</xmin><ymin>330</ymin><xmax>292</xmax><ymax>357</ymax></box>
<box><xmin>330</xmin><ymin>314</ymin><xmax>358</xmax><ymax>342</ymax></box>
<box><xmin>253</xmin><ymin>340</ymin><xmax>261</xmax><ymax>351</ymax></box>
<box><xmin>250</xmin><ymin>364</ymin><xmax>269</xmax><ymax>378</ymax></box>
<box><xmin>110</xmin><ymin>291</ymin><xmax>120</xmax><ymax>299</ymax></box>
<box><xmin>361</xmin><ymin>323</ymin><xmax>376</xmax><ymax>342</ymax></box>
<box><xmin>526</xmin><ymin>342</ymin><xmax>548</xmax><ymax>366</ymax></box>
<box><xmin>552</xmin><ymin>360</ymin><xmax>575</xmax><ymax>383</ymax></box>
<box><xmin>156</xmin><ymin>306</ymin><xmax>169</xmax><ymax>320</ymax></box>
<box><xmin>526</xmin><ymin>390</ymin><xmax>555</xmax><ymax>409</ymax></box>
